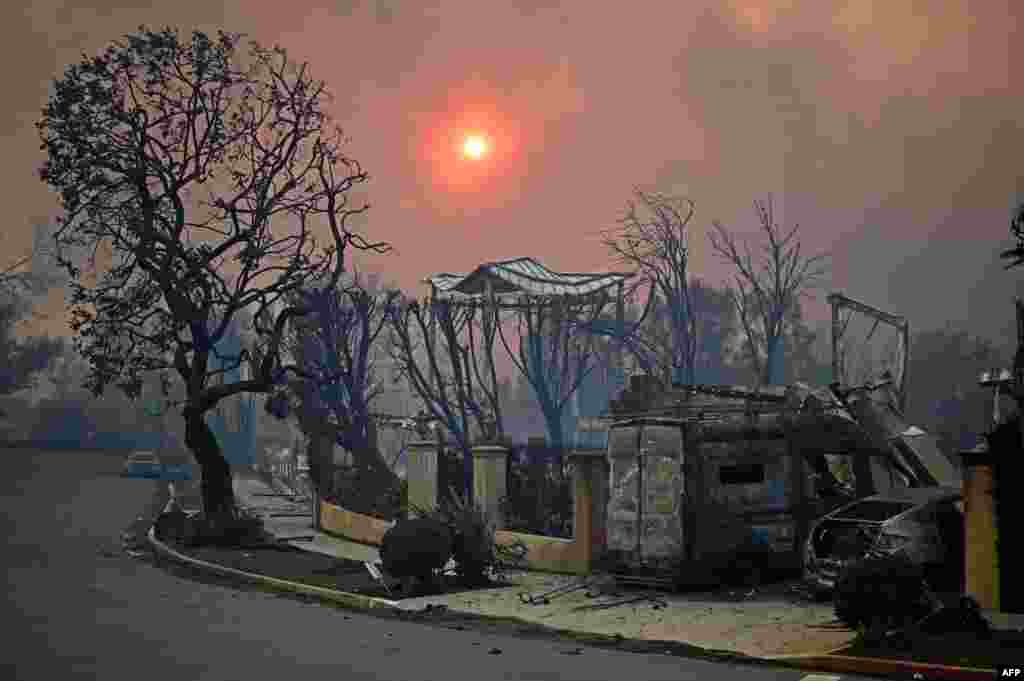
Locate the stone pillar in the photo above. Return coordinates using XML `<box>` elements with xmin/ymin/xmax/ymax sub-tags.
<box><xmin>569</xmin><ymin>449</ymin><xmax>609</xmax><ymax>572</ymax></box>
<box><xmin>961</xmin><ymin>445</ymin><xmax>999</xmax><ymax>610</ymax></box>
<box><xmin>471</xmin><ymin>444</ymin><xmax>509</xmax><ymax>528</ymax></box>
<box><xmin>406</xmin><ymin>440</ymin><xmax>440</xmax><ymax>519</ymax></box>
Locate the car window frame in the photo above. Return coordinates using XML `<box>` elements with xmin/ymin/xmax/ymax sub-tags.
<box><xmin>128</xmin><ymin>453</ymin><xmax>160</xmax><ymax>464</ymax></box>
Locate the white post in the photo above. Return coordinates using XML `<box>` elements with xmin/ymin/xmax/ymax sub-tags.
<box><xmin>406</xmin><ymin>440</ymin><xmax>440</xmax><ymax>518</ymax></box>
<box><xmin>471</xmin><ymin>444</ymin><xmax>509</xmax><ymax>528</ymax></box>
<box><xmin>485</xmin><ymin>278</ymin><xmax>498</xmax><ymax>440</ymax></box>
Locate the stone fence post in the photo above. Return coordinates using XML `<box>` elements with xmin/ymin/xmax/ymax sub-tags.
<box><xmin>406</xmin><ymin>439</ymin><xmax>440</xmax><ymax>518</ymax></box>
<box><xmin>569</xmin><ymin>449</ymin><xmax>609</xmax><ymax>571</ymax></box>
<box><xmin>961</xmin><ymin>445</ymin><xmax>999</xmax><ymax>610</ymax></box>
<box><xmin>471</xmin><ymin>443</ymin><xmax>509</xmax><ymax>528</ymax></box>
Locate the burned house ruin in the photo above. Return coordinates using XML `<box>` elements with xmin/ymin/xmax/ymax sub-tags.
<box><xmin>599</xmin><ymin>374</ymin><xmax>959</xmax><ymax>581</ymax></box>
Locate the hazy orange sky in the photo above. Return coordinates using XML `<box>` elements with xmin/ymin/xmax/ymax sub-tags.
<box><xmin>4</xmin><ymin>1</ymin><xmax>1023</xmax><ymax>345</ymax></box>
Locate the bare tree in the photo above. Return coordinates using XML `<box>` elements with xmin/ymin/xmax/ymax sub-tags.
<box><xmin>0</xmin><ymin>220</ymin><xmax>67</xmax><ymax>305</ymax></box>
<box><xmin>387</xmin><ymin>295</ymin><xmax>502</xmax><ymax>460</ymax></box>
<box><xmin>497</xmin><ymin>293</ymin><xmax>613</xmax><ymax>449</ymax></box>
<box><xmin>0</xmin><ymin>302</ymin><xmax>64</xmax><ymax>398</ymax></box>
<box><xmin>471</xmin><ymin>294</ymin><xmax>505</xmax><ymax>441</ymax></box>
<box><xmin>709</xmin><ymin>195</ymin><xmax>829</xmax><ymax>386</ymax></box>
<box><xmin>0</xmin><ymin>221</ymin><xmax>66</xmax><ymax>399</ymax></box>
<box><xmin>602</xmin><ymin>190</ymin><xmax>698</xmax><ymax>385</ymax></box>
<box><xmin>569</xmin><ymin>277</ymin><xmax>666</xmax><ymax>384</ymax></box>
<box><xmin>0</xmin><ymin>258</ymin><xmax>33</xmax><ymax>298</ymax></box>
<box><xmin>274</xmin><ymin>273</ymin><xmax>400</xmax><ymax>498</ymax></box>
<box><xmin>37</xmin><ymin>27</ymin><xmax>388</xmax><ymax>524</ymax></box>
<box><xmin>1001</xmin><ymin>200</ymin><xmax>1024</xmax><ymax>269</ymax></box>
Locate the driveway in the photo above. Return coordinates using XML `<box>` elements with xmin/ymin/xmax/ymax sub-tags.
<box><xmin>0</xmin><ymin>447</ymin><xmax>882</xmax><ymax>680</ymax></box>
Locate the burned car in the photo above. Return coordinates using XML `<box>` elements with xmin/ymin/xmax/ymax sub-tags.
<box><xmin>804</xmin><ymin>485</ymin><xmax>964</xmax><ymax>594</ymax></box>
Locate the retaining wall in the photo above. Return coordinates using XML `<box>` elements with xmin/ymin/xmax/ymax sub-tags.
<box><xmin>319</xmin><ymin>500</ymin><xmax>590</xmax><ymax>574</ymax></box>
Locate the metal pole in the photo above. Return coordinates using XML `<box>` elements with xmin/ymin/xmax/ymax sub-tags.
<box><xmin>485</xmin><ymin>278</ymin><xmax>498</xmax><ymax>440</ymax></box>
<box><xmin>429</xmin><ymin>283</ymin><xmax>438</xmax><ymax>398</ymax></box>
<box><xmin>900</xmin><ymin>321</ymin><xmax>910</xmax><ymax>412</ymax></box>
<box><xmin>831</xmin><ymin>293</ymin><xmax>841</xmax><ymax>387</ymax></box>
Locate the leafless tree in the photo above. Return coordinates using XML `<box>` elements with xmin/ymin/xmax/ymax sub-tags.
<box><xmin>497</xmin><ymin>293</ymin><xmax>613</xmax><ymax>449</ymax></box>
<box><xmin>466</xmin><ymin>294</ymin><xmax>505</xmax><ymax>442</ymax></box>
<box><xmin>0</xmin><ymin>220</ymin><xmax>66</xmax><ymax>301</ymax></box>
<box><xmin>276</xmin><ymin>272</ymin><xmax>400</xmax><ymax>498</ymax></box>
<box><xmin>0</xmin><ymin>255</ymin><xmax>37</xmax><ymax>300</ymax></box>
<box><xmin>602</xmin><ymin>190</ymin><xmax>698</xmax><ymax>385</ymax></box>
<box><xmin>387</xmin><ymin>294</ymin><xmax>502</xmax><ymax>460</ymax></box>
<box><xmin>1001</xmin><ymin>200</ymin><xmax>1024</xmax><ymax>268</ymax></box>
<box><xmin>709</xmin><ymin>195</ymin><xmax>830</xmax><ymax>386</ymax></box>
<box><xmin>37</xmin><ymin>27</ymin><xmax>388</xmax><ymax>522</ymax></box>
<box><xmin>0</xmin><ymin>221</ymin><xmax>67</xmax><ymax>399</ymax></box>
<box><xmin>0</xmin><ymin>303</ymin><xmax>64</xmax><ymax>398</ymax></box>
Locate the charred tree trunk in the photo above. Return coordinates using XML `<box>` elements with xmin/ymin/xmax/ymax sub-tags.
<box><xmin>346</xmin><ymin>422</ymin><xmax>397</xmax><ymax>486</ymax></box>
<box><xmin>298</xmin><ymin>407</ymin><xmax>399</xmax><ymax>502</ymax></box>
<box><xmin>540</xmin><ymin>401</ymin><xmax>567</xmax><ymax>453</ymax></box>
<box><xmin>306</xmin><ymin>432</ymin><xmax>334</xmax><ymax>499</ymax></box>
<box><xmin>184</xmin><ymin>406</ymin><xmax>235</xmax><ymax>519</ymax></box>
<box><xmin>350</xmin><ymin>443</ymin><xmax>401</xmax><ymax>497</ymax></box>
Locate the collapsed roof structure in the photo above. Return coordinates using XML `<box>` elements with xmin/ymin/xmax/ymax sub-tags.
<box><xmin>596</xmin><ymin>291</ymin><xmax>960</xmax><ymax>574</ymax></box>
<box><xmin>425</xmin><ymin>265</ymin><xmax>957</xmax><ymax>492</ymax></box>
<box><xmin>600</xmin><ymin>374</ymin><xmax>960</xmax><ymax>575</ymax></box>
<box><xmin>606</xmin><ymin>290</ymin><xmax>961</xmax><ymax>496</ymax></box>
<box><xmin>426</xmin><ymin>256</ymin><xmax>632</xmax><ymax>300</ymax></box>
<box><xmin>609</xmin><ymin>376</ymin><xmax>959</xmax><ymax>498</ymax></box>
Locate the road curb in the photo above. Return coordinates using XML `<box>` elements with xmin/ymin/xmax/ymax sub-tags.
<box><xmin>760</xmin><ymin>643</ymin><xmax>864</xmax><ymax>660</ymax></box>
<box><xmin>146</xmin><ymin>526</ymin><xmax>401</xmax><ymax>613</ymax></box>
<box><xmin>149</xmin><ymin>493</ymin><xmax>998</xmax><ymax>680</ymax></box>
<box><xmin>778</xmin><ymin>654</ymin><xmax>997</xmax><ymax>680</ymax></box>
<box><xmin>145</xmin><ymin>525</ymin><xmax>998</xmax><ymax>679</ymax></box>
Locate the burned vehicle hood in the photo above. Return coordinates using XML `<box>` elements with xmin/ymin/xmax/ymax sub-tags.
<box><xmin>858</xmin><ymin>486</ymin><xmax>961</xmax><ymax>507</ymax></box>
<box><xmin>804</xmin><ymin>486</ymin><xmax>962</xmax><ymax>591</ymax></box>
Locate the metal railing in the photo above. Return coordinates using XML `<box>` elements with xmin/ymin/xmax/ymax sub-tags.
<box><xmin>269</xmin><ymin>461</ymin><xmax>313</xmax><ymax>502</ymax></box>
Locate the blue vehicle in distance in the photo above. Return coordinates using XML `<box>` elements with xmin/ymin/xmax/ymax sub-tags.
<box><xmin>122</xmin><ymin>451</ymin><xmax>194</xmax><ymax>480</ymax></box>
<box><xmin>122</xmin><ymin>451</ymin><xmax>162</xmax><ymax>478</ymax></box>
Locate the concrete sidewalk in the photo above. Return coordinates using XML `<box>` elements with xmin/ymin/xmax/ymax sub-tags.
<box><xmin>231</xmin><ymin>474</ymin><xmax>857</xmax><ymax>659</ymax></box>
<box><xmin>233</xmin><ymin>475</ymin><xmax>380</xmax><ymax>564</ymax></box>
<box><xmin>136</xmin><ymin>473</ymin><xmax>1007</xmax><ymax>679</ymax></box>
<box><xmin>235</xmin><ymin>473</ymin><xmax>1024</xmax><ymax>635</ymax></box>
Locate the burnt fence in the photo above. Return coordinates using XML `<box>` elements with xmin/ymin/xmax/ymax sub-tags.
<box><xmin>500</xmin><ymin>443</ymin><xmax>574</xmax><ymax>539</ymax></box>
<box><xmin>321</xmin><ymin>440</ymin><xmax>576</xmax><ymax>539</ymax></box>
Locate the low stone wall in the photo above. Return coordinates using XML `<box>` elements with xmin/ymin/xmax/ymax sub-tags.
<box><xmin>318</xmin><ymin>445</ymin><xmax>604</xmax><ymax>576</ymax></box>
<box><xmin>495</xmin><ymin>530</ymin><xmax>588</xmax><ymax>574</ymax></box>
<box><xmin>320</xmin><ymin>500</ymin><xmax>395</xmax><ymax>545</ymax></box>
<box><xmin>319</xmin><ymin>499</ymin><xmax>590</xmax><ymax>574</ymax></box>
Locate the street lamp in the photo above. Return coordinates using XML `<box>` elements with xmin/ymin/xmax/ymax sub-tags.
<box><xmin>979</xmin><ymin>368</ymin><xmax>1015</xmax><ymax>426</ymax></box>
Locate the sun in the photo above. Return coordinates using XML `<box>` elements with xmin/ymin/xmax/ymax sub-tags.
<box><xmin>461</xmin><ymin>134</ymin><xmax>489</xmax><ymax>160</ymax></box>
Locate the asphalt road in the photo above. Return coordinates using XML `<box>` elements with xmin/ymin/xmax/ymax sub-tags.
<box><xmin>0</xmin><ymin>448</ymin><xmax>881</xmax><ymax>681</ymax></box>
